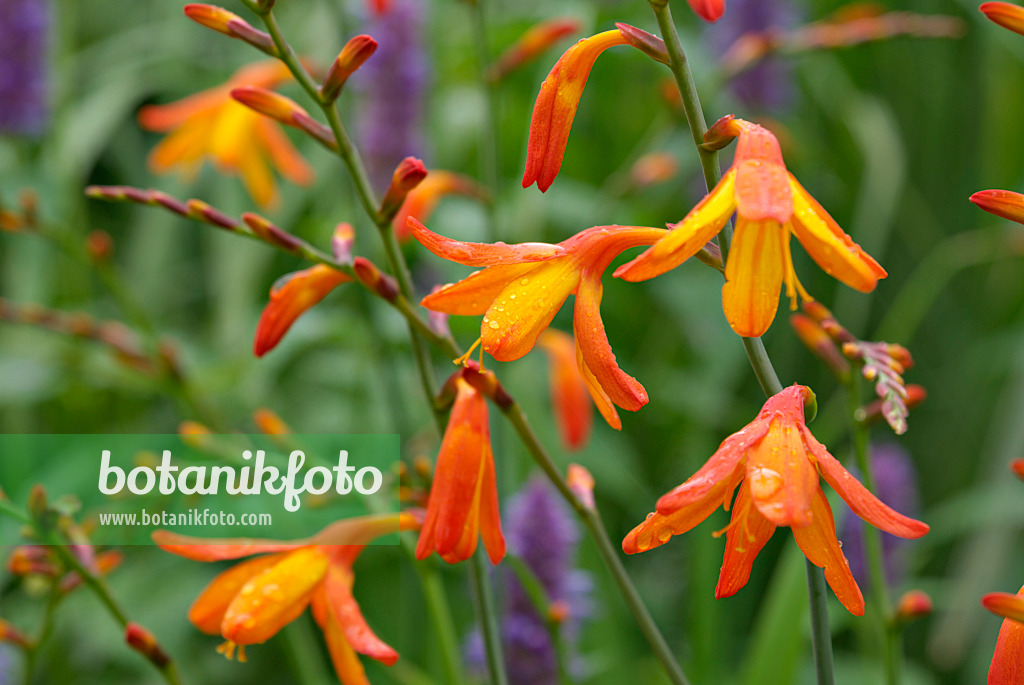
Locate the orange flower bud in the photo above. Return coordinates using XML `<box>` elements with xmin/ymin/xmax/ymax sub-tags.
<box><xmin>895</xmin><ymin>589</ymin><xmax>933</xmax><ymax>622</ymax></box>
<box><xmin>1011</xmin><ymin>458</ymin><xmax>1024</xmax><ymax>481</ymax></box>
<box><xmin>630</xmin><ymin>151</ymin><xmax>679</xmax><ymax>188</ymax></box>
<box><xmin>391</xmin><ymin>171</ymin><xmax>488</xmax><ymax>242</ymax></box>
<box><xmin>254</xmin><ymin>408</ymin><xmax>291</xmax><ymax>435</ymax></box>
<box><xmin>85</xmin><ymin>230</ymin><xmax>114</xmax><ymax>262</ymax></box>
<box><xmin>179</xmin><ymin>421</ymin><xmax>212</xmax><ymax>449</ymax></box>
<box><xmin>241</xmin><ymin>212</ymin><xmax>304</xmax><ymax>253</ymax></box>
<box><xmin>353</xmin><ymin>257</ymin><xmax>399</xmax><ymax>302</ymax></box>
<box><xmin>254</xmin><ymin>265</ymin><xmax>352</xmax><ymax>356</ymax></box>
<box><xmin>615</xmin><ymin>22</ymin><xmax>669</xmax><ymax>65</ymax></box>
<box><xmin>790</xmin><ymin>312</ymin><xmax>850</xmax><ymax>378</ymax></box>
<box><xmin>380</xmin><ymin>157</ymin><xmax>428</xmax><ymax>220</ymax></box>
<box><xmin>488</xmin><ymin>18</ymin><xmax>582</xmax><ymax>82</ymax></box>
<box><xmin>321</xmin><ymin>35</ymin><xmax>378</xmax><ymax>101</ymax></box>
<box><xmin>230</xmin><ymin>87</ymin><xmax>337</xmax><ymax>150</ymax></box>
<box><xmin>971</xmin><ymin>189</ymin><xmax>1024</xmax><ymax>225</ymax></box>
<box><xmin>985</xmin><ymin>584</ymin><xmax>1024</xmax><ymax>683</ymax></box>
<box><xmin>125</xmin><ymin>622</ymin><xmax>171</xmax><ymax>668</ymax></box>
<box><xmin>183</xmin><ymin>4</ymin><xmax>276</xmax><ymax>55</ymax></box>
<box><xmin>981</xmin><ymin>2</ymin><xmax>1024</xmax><ymax>35</ymax></box>
<box><xmin>686</xmin><ymin>0</ymin><xmax>725</xmax><ymax>22</ymax></box>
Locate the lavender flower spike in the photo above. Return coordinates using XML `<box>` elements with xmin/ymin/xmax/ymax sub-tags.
<box><xmin>0</xmin><ymin>0</ymin><xmax>49</xmax><ymax>136</ymax></box>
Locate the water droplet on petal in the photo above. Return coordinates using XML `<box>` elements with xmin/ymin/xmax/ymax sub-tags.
<box><xmin>488</xmin><ymin>320</ymin><xmax>499</xmax><ymax>330</ymax></box>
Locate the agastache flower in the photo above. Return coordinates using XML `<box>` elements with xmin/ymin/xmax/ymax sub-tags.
<box><xmin>254</xmin><ymin>265</ymin><xmax>351</xmax><ymax>356</ymax></box>
<box><xmin>138</xmin><ymin>61</ymin><xmax>314</xmax><ymax>208</ymax></box>
<box><xmin>410</xmin><ymin>218</ymin><xmax>667</xmax><ymax>428</ymax></box>
<box><xmin>416</xmin><ymin>364</ymin><xmax>505</xmax><ymax>564</ymax></box>
<box><xmin>623</xmin><ymin>385</ymin><xmax>928</xmax><ymax>615</ymax></box>
<box><xmin>154</xmin><ymin>513</ymin><xmax>418</xmax><ymax>683</ymax></box>
<box><xmin>616</xmin><ymin>115</ymin><xmax>887</xmax><ymax>338</ymax></box>
<box><xmin>0</xmin><ymin>0</ymin><xmax>49</xmax><ymax>136</ymax></box>
<box><xmin>985</xmin><ymin>584</ymin><xmax>1024</xmax><ymax>684</ymax></box>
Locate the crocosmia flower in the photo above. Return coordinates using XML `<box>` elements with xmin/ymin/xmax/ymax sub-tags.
<box><xmin>971</xmin><ymin>189</ymin><xmax>1024</xmax><ymax>225</ymax></box>
<box><xmin>688</xmin><ymin>0</ymin><xmax>726</xmax><ymax>22</ymax></box>
<box><xmin>254</xmin><ymin>264</ymin><xmax>351</xmax><ymax>357</ymax></box>
<box><xmin>138</xmin><ymin>61</ymin><xmax>314</xmax><ymax>208</ymax></box>
<box><xmin>616</xmin><ymin>115</ymin><xmax>886</xmax><ymax>337</ymax></box>
<box><xmin>623</xmin><ymin>385</ymin><xmax>928</xmax><ymax>615</ymax></box>
<box><xmin>409</xmin><ymin>217</ymin><xmax>667</xmax><ymax>428</ymax></box>
<box><xmin>154</xmin><ymin>513</ymin><xmax>418</xmax><ymax>684</ymax></box>
<box><xmin>985</xmin><ymin>585</ymin><xmax>1024</xmax><ymax>684</ymax></box>
<box><xmin>538</xmin><ymin>329</ymin><xmax>592</xmax><ymax>450</ymax></box>
<box><xmin>391</xmin><ymin>170</ymin><xmax>487</xmax><ymax>242</ymax></box>
<box><xmin>981</xmin><ymin>2</ymin><xmax>1024</xmax><ymax>36</ymax></box>
<box><xmin>416</xmin><ymin>365</ymin><xmax>505</xmax><ymax>564</ymax></box>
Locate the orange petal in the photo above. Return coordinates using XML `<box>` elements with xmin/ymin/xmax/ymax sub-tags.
<box><xmin>234</xmin><ymin>135</ymin><xmax>279</xmax><ymax>209</ymax></box>
<box><xmin>481</xmin><ymin>260</ymin><xmax>578</xmax><ymax>362</ymax></box>
<box><xmin>743</xmin><ymin>417</ymin><xmax>817</xmax><ymax>528</ymax></box>
<box><xmin>523</xmin><ymin>30</ymin><xmax>629</xmax><ymax>192</ymax></box>
<box><xmin>258</xmin><ymin>117</ymin><xmax>315</xmax><ymax>186</ymax></box>
<box><xmin>791</xmin><ymin>488</ymin><xmax>864</xmax><ymax>616</ymax></box>
<box><xmin>733</xmin><ymin>125</ymin><xmax>792</xmax><ymax>224</ymax></box>
<box><xmin>420</xmin><ymin>262</ymin><xmax>539</xmax><ymax>316</ymax></box>
<box><xmin>804</xmin><ymin>425</ymin><xmax>929</xmax><ymax>539</ymax></box>
<box><xmin>322</xmin><ymin>551</ymin><xmax>399</xmax><ymax>664</ymax></box>
<box><xmin>970</xmin><ymin>188</ymin><xmax>1024</xmax><ymax>225</ymax></box>
<box><xmin>615</xmin><ymin>169</ymin><xmax>736</xmax><ymax>282</ymax></box>
<box><xmin>408</xmin><ymin>217</ymin><xmax>563</xmax><ymax>266</ymax></box>
<box><xmin>254</xmin><ymin>264</ymin><xmax>352</xmax><ymax>356</ymax></box>
<box><xmin>146</xmin><ymin>114</ymin><xmax>217</xmax><ymax>173</ymax></box>
<box><xmin>539</xmin><ymin>329</ymin><xmax>593</xmax><ymax>449</ymax></box>
<box><xmin>154</xmin><ymin>530</ymin><xmax>302</xmax><ymax>561</ymax></box>
<box><xmin>187</xmin><ymin>553</ymin><xmax>288</xmax><ymax>634</ymax></box>
<box><xmin>686</xmin><ymin>0</ymin><xmax>725</xmax><ymax>22</ymax></box>
<box><xmin>576</xmin><ymin>335</ymin><xmax>621</xmax><ymax>430</ymax></box>
<box><xmin>624</xmin><ymin>468</ymin><xmax>743</xmax><ymax>554</ymax></box>
<box><xmin>138</xmin><ymin>89</ymin><xmax>227</xmax><ymax>131</ymax></box>
<box><xmin>721</xmin><ymin>217</ymin><xmax>785</xmax><ymax>338</ymax></box>
<box><xmin>789</xmin><ymin>175</ymin><xmax>885</xmax><ymax>292</ymax></box>
<box><xmin>573</xmin><ymin>272</ymin><xmax>648</xmax><ymax>412</ymax></box>
<box><xmin>981</xmin><ymin>2</ymin><xmax>1024</xmax><ymax>36</ymax></box>
<box><xmin>714</xmin><ymin>483</ymin><xmax>777</xmax><ymax>598</ymax></box>
<box><xmin>312</xmin><ymin>585</ymin><xmax>372</xmax><ymax>685</ymax></box>
<box><xmin>987</xmin><ymin>584</ymin><xmax>1024</xmax><ymax>685</ymax></box>
<box><xmin>477</xmin><ymin>434</ymin><xmax>507</xmax><ymax>564</ymax></box>
<box><xmin>985</xmin><ymin>589</ymin><xmax>1024</xmax><ymax>624</ymax></box>
<box><xmin>222</xmin><ymin>546</ymin><xmax>329</xmax><ymax>644</ymax></box>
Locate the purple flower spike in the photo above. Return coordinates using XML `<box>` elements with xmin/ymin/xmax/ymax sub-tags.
<box><xmin>0</xmin><ymin>0</ymin><xmax>49</xmax><ymax>136</ymax></box>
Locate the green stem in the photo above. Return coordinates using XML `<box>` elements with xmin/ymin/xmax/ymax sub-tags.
<box><xmin>406</xmin><ymin>544</ymin><xmax>466</xmax><ymax>685</ymax></box>
<box><xmin>501</xmin><ymin>401</ymin><xmax>691</xmax><ymax>685</ymax></box>
<box><xmin>849</xmin><ymin>377</ymin><xmax>900</xmax><ymax>685</ymax></box>
<box><xmin>649</xmin><ymin>2</ymin><xmax>835</xmax><ymax>683</ymax></box>
<box><xmin>470</xmin><ymin>548</ymin><xmax>509</xmax><ymax>685</ymax></box>
<box><xmin>23</xmin><ymin>584</ymin><xmax>62</xmax><ymax>685</ymax></box>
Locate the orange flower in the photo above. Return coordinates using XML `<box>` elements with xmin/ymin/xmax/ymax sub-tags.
<box><xmin>538</xmin><ymin>329</ymin><xmax>593</xmax><ymax>450</ymax></box>
<box><xmin>416</xmin><ymin>365</ymin><xmax>505</xmax><ymax>564</ymax></box>
<box><xmin>523</xmin><ymin>29</ymin><xmax>630</xmax><ymax>192</ymax></box>
<box><xmin>391</xmin><ymin>171</ymin><xmax>487</xmax><ymax>242</ymax></box>
<box><xmin>254</xmin><ymin>264</ymin><xmax>351</xmax><ymax>357</ymax></box>
<box><xmin>623</xmin><ymin>385</ymin><xmax>928</xmax><ymax>615</ymax></box>
<box><xmin>410</xmin><ymin>217</ymin><xmax>667</xmax><ymax>428</ymax></box>
<box><xmin>616</xmin><ymin>115</ymin><xmax>886</xmax><ymax>338</ymax></box>
<box><xmin>981</xmin><ymin>1</ymin><xmax>1024</xmax><ymax>36</ymax></box>
<box><xmin>488</xmin><ymin>17</ymin><xmax>582</xmax><ymax>82</ymax></box>
<box><xmin>687</xmin><ymin>0</ymin><xmax>725</xmax><ymax>22</ymax></box>
<box><xmin>154</xmin><ymin>513</ymin><xmax>418</xmax><ymax>684</ymax></box>
<box><xmin>138</xmin><ymin>61</ymin><xmax>314</xmax><ymax>208</ymax></box>
<box><xmin>985</xmin><ymin>585</ymin><xmax>1024</xmax><ymax>684</ymax></box>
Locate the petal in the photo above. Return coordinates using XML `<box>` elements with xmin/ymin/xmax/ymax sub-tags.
<box><xmin>573</xmin><ymin>271</ymin><xmax>648</xmax><ymax>411</ymax></box>
<box><xmin>744</xmin><ymin>417</ymin><xmax>817</xmax><ymax>528</ymax></box>
<box><xmin>310</xmin><ymin>512</ymin><xmax>421</xmax><ymax>546</ymax></box>
<box><xmin>323</xmin><ymin>551</ymin><xmax>399</xmax><ymax>664</ymax></box>
<box><xmin>222</xmin><ymin>546</ymin><xmax>329</xmax><ymax>644</ymax></box>
<box><xmin>984</xmin><ymin>589</ymin><xmax>1024</xmax><ymax>624</ymax></box>
<box><xmin>971</xmin><ymin>188</ymin><xmax>1024</xmax><ymax>225</ymax></box>
<box><xmin>987</xmin><ymin>584</ymin><xmax>1024</xmax><ymax>685</ymax></box>
<box><xmin>805</xmin><ymin>425</ymin><xmax>929</xmax><ymax>539</ymax></box>
<box><xmin>153</xmin><ymin>530</ymin><xmax>302</xmax><ymax>561</ymax></box>
<box><xmin>138</xmin><ymin>89</ymin><xmax>227</xmax><ymax>131</ymax></box>
<box><xmin>714</xmin><ymin>483</ymin><xmax>777</xmax><ymax>598</ymax></box>
<box><xmin>789</xmin><ymin>175</ymin><xmax>886</xmax><ymax>292</ymax></box>
<box><xmin>656</xmin><ymin>417</ymin><xmax>770</xmax><ymax>513</ymax></box>
<box><xmin>686</xmin><ymin>0</ymin><xmax>725</xmax><ymax>22</ymax></box>
<box><xmin>624</xmin><ymin>467</ymin><xmax>743</xmax><ymax>554</ymax></box>
<box><xmin>146</xmin><ymin>114</ymin><xmax>217</xmax><ymax>173</ymax></box>
<box><xmin>476</xmin><ymin>437</ymin><xmax>507</xmax><ymax>564</ymax></box>
<box><xmin>481</xmin><ymin>260</ymin><xmax>578</xmax><ymax>362</ymax></box>
<box><xmin>721</xmin><ymin>217</ymin><xmax>785</xmax><ymax>338</ymax></box>
<box><xmin>420</xmin><ymin>262</ymin><xmax>539</xmax><ymax>316</ymax></box>
<box><xmin>732</xmin><ymin>123</ymin><xmax>793</xmax><ymax>224</ymax></box>
<box><xmin>791</xmin><ymin>489</ymin><xmax>865</xmax><ymax>616</ymax></box>
<box><xmin>234</xmin><ymin>137</ymin><xmax>279</xmax><ymax>209</ymax></box>
<box><xmin>575</xmin><ymin>334</ymin><xmax>621</xmax><ymax>430</ymax></box>
<box><xmin>615</xmin><ymin>170</ymin><xmax>737</xmax><ymax>282</ymax></box>
<box><xmin>254</xmin><ymin>264</ymin><xmax>352</xmax><ymax>357</ymax></box>
<box><xmin>980</xmin><ymin>2</ymin><xmax>1024</xmax><ymax>36</ymax></box>
<box><xmin>392</xmin><ymin>172</ymin><xmax>487</xmax><ymax>241</ymax></box>
<box><xmin>258</xmin><ymin>117</ymin><xmax>315</xmax><ymax>186</ymax></box>
<box><xmin>539</xmin><ymin>329</ymin><xmax>593</xmax><ymax>448</ymax></box>
<box><xmin>523</xmin><ymin>30</ymin><xmax>629</xmax><ymax>192</ymax></box>
<box><xmin>408</xmin><ymin>217</ymin><xmax>563</xmax><ymax>266</ymax></box>
<box><xmin>312</xmin><ymin>585</ymin><xmax>372</xmax><ymax>685</ymax></box>
<box><xmin>187</xmin><ymin>553</ymin><xmax>288</xmax><ymax>634</ymax></box>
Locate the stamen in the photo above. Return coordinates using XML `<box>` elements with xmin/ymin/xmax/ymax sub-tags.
<box><xmin>216</xmin><ymin>641</ymin><xmax>238</xmax><ymax>661</ymax></box>
<box><xmin>453</xmin><ymin>337</ymin><xmax>482</xmax><ymax>366</ymax></box>
<box><xmin>712</xmin><ymin>492</ymin><xmax>752</xmax><ymax>541</ymax></box>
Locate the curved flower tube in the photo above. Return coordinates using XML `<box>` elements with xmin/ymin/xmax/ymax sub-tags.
<box><xmin>410</xmin><ymin>217</ymin><xmax>667</xmax><ymax>428</ymax></box>
<box><xmin>616</xmin><ymin>115</ymin><xmax>886</xmax><ymax>338</ymax></box>
<box><xmin>623</xmin><ymin>385</ymin><xmax>928</xmax><ymax>615</ymax></box>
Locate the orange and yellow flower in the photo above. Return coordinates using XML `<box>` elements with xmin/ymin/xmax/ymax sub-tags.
<box><xmin>154</xmin><ymin>513</ymin><xmax>418</xmax><ymax>684</ymax></box>
<box><xmin>409</xmin><ymin>217</ymin><xmax>667</xmax><ymax>428</ymax></box>
<box><xmin>253</xmin><ymin>264</ymin><xmax>351</xmax><ymax>357</ymax></box>
<box><xmin>985</xmin><ymin>585</ymin><xmax>1024</xmax><ymax>684</ymax></box>
<box><xmin>616</xmin><ymin>115</ymin><xmax>886</xmax><ymax>338</ymax></box>
<box><xmin>416</xmin><ymin>364</ymin><xmax>506</xmax><ymax>564</ymax></box>
<box><xmin>391</xmin><ymin>170</ymin><xmax>488</xmax><ymax>242</ymax></box>
<box><xmin>138</xmin><ymin>61</ymin><xmax>314</xmax><ymax>208</ymax></box>
<box><xmin>623</xmin><ymin>385</ymin><xmax>928</xmax><ymax>615</ymax></box>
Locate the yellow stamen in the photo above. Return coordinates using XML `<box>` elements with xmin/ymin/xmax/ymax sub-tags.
<box><xmin>453</xmin><ymin>337</ymin><xmax>482</xmax><ymax>366</ymax></box>
<box><xmin>216</xmin><ymin>640</ymin><xmax>238</xmax><ymax>661</ymax></box>
<box><xmin>781</xmin><ymin>225</ymin><xmax>813</xmax><ymax>309</ymax></box>
<box><xmin>712</xmin><ymin>491</ymin><xmax>753</xmax><ymax>545</ymax></box>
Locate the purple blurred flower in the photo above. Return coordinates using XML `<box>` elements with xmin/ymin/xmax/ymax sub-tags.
<box><xmin>0</xmin><ymin>0</ymin><xmax>49</xmax><ymax>136</ymax></box>
<box><xmin>354</xmin><ymin>0</ymin><xmax>428</xmax><ymax>192</ymax></box>
<box><xmin>0</xmin><ymin>644</ymin><xmax>11</xmax><ymax>684</ymax></box>
<box><xmin>840</xmin><ymin>443</ymin><xmax>921</xmax><ymax>589</ymax></box>
<box><xmin>709</xmin><ymin>0</ymin><xmax>797</xmax><ymax>112</ymax></box>
<box><xmin>466</xmin><ymin>478</ymin><xmax>590</xmax><ymax>685</ymax></box>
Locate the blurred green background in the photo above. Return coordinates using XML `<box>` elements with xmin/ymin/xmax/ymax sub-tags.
<box><xmin>2</xmin><ymin>0</ymin><xmax>1023</xmax><ymax>683</ymax></box>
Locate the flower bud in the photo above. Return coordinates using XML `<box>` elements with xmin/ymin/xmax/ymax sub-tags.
<box><xmin>183</xmin><ymin>4</ymin><xmax>277</xmax><ymax>55</ymax></box>
<box><xmin>331</xmin><ymin>222</ymin><xmax>355</xmax><ymax>264</ymax></box>
<box><xmin>85</xmin><ymin>230</ymin><xmax>113</xmax><ymax>262</ymax></box>
<box><xmin>630</xmin><ymin>152</ymin><xmax>678</xmax><ymax>188</ymax></box>
<box><xmin>703</xmin><ymin>114</ymin><xmax>743</xmax><ymax>151</ymax></box>
<box><xmin>185</xmin><ymin>199</ymin><xmax>238</xmax><ymax>230</ymax></box>
<box><xmin>0</xmin><ymin>619</ymin><xmax>30</xmax><ymax>648</ymax></box>
<box><xmin>790</xmin><ymin>312</ymin><xmax>850</xmax><ymax>378</ymax></box>
<box><xmin>230</xmin><ymin>87</ymin><xmax>337</xmax><ymax>150</ymax></box>
<box><xmin>254</xmin><ymin>408</ymin><xmax>291</xmax><ymax>435</ymax></box>
<box><xmin>896</xmin><ymin>589</ymin><xmax>933</xmax><ymax>622</ymax></box>
<box><xmin>320</xmin><ymin>35</ymin><xmax>378</xmax><ymax>101</ymax></box>
<box><xmin>353</xmin><ymin>257</ymin><xmax>399</xmax><ymax>302</ymax></box>
<box><xmin>379</xmin><ymin>157</ymin><xmax>428</xmax><ymax>220</ymax></box>
<box><xmin>615</xmin><ymin>23</ymin><xmax>669</xmax><ymax>65</ymax></box>
<box><xmin>980</xmin><ymin>2</ymin><xmax>1024</xmax><ymax>36</ymax></box>
<box><xmin>125</xmin><ymin>623</ymin><xmax>171</xmax><ymax>668</ymax></box>
<box><xmin>179</xmin><ymin>421</ymin><xmax>212</xmax><ymax>449</ymax></box>
<box><xmin>241</xmin><ymin>212</ymin><xmax>303</xmax><ymax>253</ymax></box>
<box><xmin>1012</xmin><ymin>458</ymin><xmax>1024</xmax><ymax>482</ymax></box>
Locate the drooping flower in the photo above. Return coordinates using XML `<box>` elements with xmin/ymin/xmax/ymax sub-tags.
<box><xmin>985</xmin><ymin>584</ymin><xmax>1024</xmax><ymax>684</ymax></box>
<box><xmin>253</xmin><ymin>264</ymin><xmax>351</xmax><ymax>357</ymax></box>
<box><xmin>154</xmin><ymin>513</ymin><xmax>418</xmax><ymax>684</ymax></box>
<box><xmin>416</xmin><ymin>364</ymin><xmax>506</xmax><ymax>564</ymax></box>
<box><xmin>410</xmin><ymin>217</ymin><xmax>667</xmax><ymax>428</ymax></box>
<box><xmin>138</xmin><ymin>61</ymin><xmax>314</xmax><ymax>208</ymax></box>
<box><xmin>391</xmin><ymin>170</ymin><xmax>488</xmax><ymax>242</ymax></box>
<box><xmin>538</xmin><ymin>329</ymin><xmax>592</xmax><ymax>450</ymax></box>
<box><xmin>623</xmin><ymin>385</ymin><xmax>928</xmax><ymax>615</ymax></box>
<box><xmin>616</xmin><ymin>115</ymin><xmax>886</xmax><ymax>338</ymax></box>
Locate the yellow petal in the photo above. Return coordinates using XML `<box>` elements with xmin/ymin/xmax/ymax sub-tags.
<box><xmin>722</xmin><ymin>218</ymin><xmax>785</xmax><ymax>337</ymax></box>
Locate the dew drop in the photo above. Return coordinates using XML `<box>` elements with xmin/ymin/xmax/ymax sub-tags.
<box><xmin>520</xmin><ymin>278</ymin><xmax>530</xmax><ymax>285</ymax></box>
<box><xmin>488</xmin><ymin>320</ymin><xmax>500</xmax><ymax>330</ymax></box>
